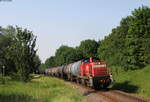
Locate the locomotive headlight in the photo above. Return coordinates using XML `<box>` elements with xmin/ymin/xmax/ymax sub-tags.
<box><xmin>86</xmin><ymin>66</ymin><xmax>89</xmax><ymax>69</ymax></box>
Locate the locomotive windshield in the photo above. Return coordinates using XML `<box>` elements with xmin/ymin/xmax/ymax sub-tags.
<box><xmin>92</xmin><ymin>57</ymin><xmax>100</xmax><ymax>62</ymax></box>
<box><xmin>82</xmin><ymin>58</ymin><xmax>90</xmax><ymax>63</ymax></box>
<box><xmin>82</xmin><ymin>57</ymin><xmax>100</xmax><ymax>63</ymax></box>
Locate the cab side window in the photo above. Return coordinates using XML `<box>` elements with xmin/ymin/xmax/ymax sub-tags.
<box><xmin>82</xmin><ymin>58</ymin><xmax>90</xmax><ymax>63</ymax></box>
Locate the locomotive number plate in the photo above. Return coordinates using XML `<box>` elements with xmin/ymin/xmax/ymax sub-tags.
<box><xmin>93</xmin><ymin>64</ymin><xmax>106</xmax><ymax>68</ymax></box>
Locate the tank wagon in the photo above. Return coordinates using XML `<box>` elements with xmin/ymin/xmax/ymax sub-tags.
<box><xmin>44</xmin><ymin>57</ymin><xmax>112</xmax><ymax>89</ymax></box>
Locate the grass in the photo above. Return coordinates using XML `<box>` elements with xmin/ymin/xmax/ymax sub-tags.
<box><xmin>0</xmin><ymin>76</ymin><xmax>85</xmax><ymax>102</ymax></box>
<box><xmin>110</xmin><ymin>65</ymin><xmax>150</xmax><ymax>99</ymax></box>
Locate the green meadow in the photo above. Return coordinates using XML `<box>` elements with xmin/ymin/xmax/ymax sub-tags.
<box><xmin>0</xmin><ymin>76</ymin><xmax>85</xmax><ymax>102</ymax></box>
<box><xmin>110</xmin><ymin>65</ymin><xmax>150</xmax><ymax>99</ymax></box>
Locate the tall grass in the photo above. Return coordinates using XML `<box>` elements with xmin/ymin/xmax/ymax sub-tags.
<box><xmin>110</xmin><ymin>65</ymin><xmax>150</xmax><ymax>98</ymax></box>
<box><xmin>0</xmin><ymin>76</ymin><xmax>85</xmax><ymax>102</ymax></box>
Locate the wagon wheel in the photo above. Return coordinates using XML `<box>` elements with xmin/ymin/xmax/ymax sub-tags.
<box><xmin>76</xmin><ymin>78</ymin><xmax>80</xmax><ymax>84</ymax></box>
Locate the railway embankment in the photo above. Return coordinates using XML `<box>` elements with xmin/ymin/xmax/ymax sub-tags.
<box><xmin>110</xmin><ymin>65</ymin><xmax>150</xmax><ymax>100</ymax></box>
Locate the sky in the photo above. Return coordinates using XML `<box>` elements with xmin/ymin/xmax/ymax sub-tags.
<box><xmin>0</xmin><ymin>0</ymin><xmax>150</xmax><ymax>62</ymax></box>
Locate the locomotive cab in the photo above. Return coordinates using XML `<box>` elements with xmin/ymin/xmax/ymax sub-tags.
<box><xmin>81</xmin><ymin>57</ymin><xmax>109</xmax><ymax>77</ymax></box>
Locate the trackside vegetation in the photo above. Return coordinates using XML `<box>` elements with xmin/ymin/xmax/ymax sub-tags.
<box><xmin>110</xmin><ymin>65</ymin><xmax>150</xmax><ymax>98</ymax></box>
<box><xmin>0</xmin><ymin>76</ymin><xmax>85</xmax><ymax>102</ymax></box>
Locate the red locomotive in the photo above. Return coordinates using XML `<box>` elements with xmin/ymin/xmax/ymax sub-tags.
<box><xmin>45</xmin><ymin>57</ymin><xmax>112</xmax><ymax>89</ymax></box>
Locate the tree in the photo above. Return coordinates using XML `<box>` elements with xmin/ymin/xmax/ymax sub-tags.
<box><xmin>78</xmin><ymin>39</ymin><xmax>99</xmax><ymax>58</ymax></box>
<box><xmin>32</xmin><ymin>55</ymin><xmax>41</xmax><ymax>73</ymax></box>
<box><xmin>45</xmin><ymin>56</ymin><xmax>56</xmax><ymax>68</ymax></box>
<box><xmin>42</xmin><ymin>45</ymin><xmax>84</xmax><ymax>68</ymax></box>
<box><xmin>125</xmin><ymin>6</ymin><xmax>150</xmax><ymax>69</ymax></box>
<box><xmin>6</xmin><ymin>26</ymin><xmax>37</xmax><ymax>82</ymax></box>
<box><xmin>98</xmin><ymin>16</ymin><xmax>131</xmax><ymax>68</ymax></box>
<box><xmin>55</xmin><ymin>45</ymin><xmax>83</xmax><ymax>66</ymax></box>
<box><xmin>39</xmin><ymin>63</ymin><xmax>46</xmax><ymax>70</ymax></box>
<box><xmin>0</xmin><ymin>26</ymin><xmax>16</xmax><ymax>75</ymax></box>
<box><xmin>43</xmin><ymin>40</ymin><xmax>99</xmax><ymax>68</ymax></box>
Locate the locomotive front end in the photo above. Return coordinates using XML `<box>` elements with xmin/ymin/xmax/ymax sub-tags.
<box><xmin>91</xmin><ymin>58</ymin><xmax>112</xmax><ymax>89</ymax></box>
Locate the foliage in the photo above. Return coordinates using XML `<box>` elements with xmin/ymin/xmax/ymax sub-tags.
<box><xmin>42</xmin><ymin>45</ymin><xmax>83</xmax><ymax>68</ymax></box>
<box><xmin>45</xmin><ymin>56</ymin><xmax>56</xmax><ymax>68</ymax></box>
<box><xmin>0</xmin><ymin>76</ymin><xmax>85</xmax><ymax>102</ymax></box>
<box><xmin>78</xmin><ymin>39</ymin><xmax>99</xmax><ymax>58</ymax></box>
<box><xmin>42</xmin><ymin>40</ymin><xmax>99</xmax><ymax>69</ymax></box>
<box><xmin>6</xmin><ymin>26</ymin><xmax>37</xmax><ymax>82</ymax></box>
<box><xmin>39</xmin><ymin>63</ymin><xmax>46</xmax><ymax>70</ymax></box>
<box><xmin>98</xmin><ymin>16</ymin><xmax>131</xmax><ymax>68</ymax></box>
<box><xmin>110</xmin><ymin>65</ymin><xmax>150</xmax><ymax>99</ymax></box>
<box><xmin>125</xmin><ymin>6</ymin><xmax>150</xmax><ymax>69</ymax></box>
<box><xmin>32</xmin><ymin>55</ymin><xmax>41</xmax><ymax>73</ymax></box>
<box><xmin>0</xmin><ymin>26</ymin><xmax>16</xmax><ymax>75</ymax></box>
<box><xmin>55</xmin><ymin>45</ymin><xmax>83</xmax><ymax>66</ymax></box>
<box><xmin>42</xmin><ymin>39</ymin><xmax>99</xmax><ymax>69</ymax></box>
<box><xmin>98</xmin><ymin>6</ymin><xmax>150</xmax><ymax>70</ymax></box>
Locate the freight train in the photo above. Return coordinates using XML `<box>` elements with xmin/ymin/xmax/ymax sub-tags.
<box><xmin>43</xmin><ymin>57</ymin><xmax>112</xmax><ymax>89</ymax></box>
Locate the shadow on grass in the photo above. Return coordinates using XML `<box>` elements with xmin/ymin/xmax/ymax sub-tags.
<box><xmin>0</xmin><ymin>93</ymin><xmax>39</xmax><ymax>102</ymax></box>
<box><xmin>111</xmin><ymin>81</ymin><xmax>139</xmax><ymax>93</ymax></box>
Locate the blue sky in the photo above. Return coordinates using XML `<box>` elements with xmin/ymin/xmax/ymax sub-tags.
<box><xmin>0</xmin><ymin>0</ymin><xmax>150</xmax><ymax>62</ymax></box>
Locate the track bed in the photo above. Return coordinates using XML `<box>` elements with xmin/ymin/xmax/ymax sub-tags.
<box><xmin>66</xmin><ymin>81</ymin><xmax>149</xmax><ymax>102</ymax></box>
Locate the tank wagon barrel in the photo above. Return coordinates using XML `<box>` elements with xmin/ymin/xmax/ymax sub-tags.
<box><xmin>57</xmin><ymin>66</ymin><xmax>64</xmax><ymax>78</ymax></box>
<box><xmin>70</xmin><ymin>61</ymin><xmax>81</xmax><ymax>76</ymax></box>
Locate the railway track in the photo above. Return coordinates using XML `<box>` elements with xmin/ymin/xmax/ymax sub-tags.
<box><xmin>67</xmin><ymin>81</ymin><xmax>149</xmax><ymax>102</ymax></box>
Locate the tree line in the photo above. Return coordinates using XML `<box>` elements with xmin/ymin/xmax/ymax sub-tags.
<box><xmin>42</xmin><ymin>6</ymin><xmax>150</xmax><ymax>70</ymax></box>
<box><xmin>41</xmin><ymin>39</ymin><xmax>99</xmax><ymax>69</ymax></box>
